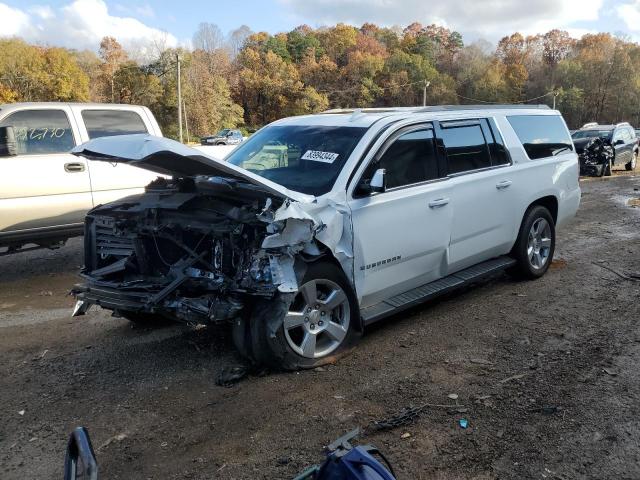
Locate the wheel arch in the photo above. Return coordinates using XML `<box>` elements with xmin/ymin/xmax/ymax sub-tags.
<box><xmin>510</xmin><ymin>195</ymin><xmax>558</xmax><ymax>254</ymax></box>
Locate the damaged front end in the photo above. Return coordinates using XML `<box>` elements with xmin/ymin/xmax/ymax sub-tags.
<box><xmin>577</xmin><ymin>137</ymin><xmax>614</xmax><ymax>176</ymax></box>
<box><xmin>73</xmin><ymin>177</ymin><xmax>291</xmax><ymax>323</ymax></box>
<box><xmin>70</xmin><ymin>135</ymin><xmax>352</xmax><ymax>327</ymax></box>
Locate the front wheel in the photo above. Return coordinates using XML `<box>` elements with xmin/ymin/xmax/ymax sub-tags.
<box><xmin>249</xmin><ymin>261</ymin><xmax>361</xmax><ymax>371</ymax></box>
<box><xmin>604</xmin><ymin>157</ymin><xmax>612</xmax><ymax>176</ymax></box>
<box><xmin>626</xmin><ymin>151</ymin><xmax>637</xmax><ymax>171</ymax></box>
<box><xmin>511</xmin><ymin>205</ymin><xmax>556</xmax><ymax>279</ymax></box>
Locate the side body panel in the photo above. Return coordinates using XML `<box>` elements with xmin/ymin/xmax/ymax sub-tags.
<box><xmin>0</xmin><ymin>105</ymin><xmax>92</xmax><ymax>237</ymax></box>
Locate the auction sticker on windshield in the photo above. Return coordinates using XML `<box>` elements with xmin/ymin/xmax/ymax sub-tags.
<box><xmin>301</xmin><ymin>150</ymin><xmax>339</xmax><ymax>163</ymax></box>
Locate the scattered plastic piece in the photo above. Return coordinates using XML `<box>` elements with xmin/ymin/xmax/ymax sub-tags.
<box><xmin>447</xmin><ymin>393</ymin><xmax>459</xmax><ymax>400</ymax></box>
<box><xmin>459</xmin><ymin>418</ymin><xmax>468</xmax><ymax>429</ymax></box>
<box><xmin>215</xmin><ymin>366</ymin><xmax>248</xmax><ymax>387</ymax></box>
<box><xmin>18</xmin><ymin>410</ymin><xmax>25</xmax><ymax>416</ymax></box>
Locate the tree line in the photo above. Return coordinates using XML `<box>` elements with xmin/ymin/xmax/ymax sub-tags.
<box><xmin>1</xmin><ymin>22</ymin><xmax>640</xmax><ymax>139</ymax></box>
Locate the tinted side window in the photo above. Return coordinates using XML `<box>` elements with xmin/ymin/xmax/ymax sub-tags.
<box><xmin>507</xmin><ymin>115</ymin><xmax>573</xmax><ymax>159</ymax></box>
<box><xmin>365</xmin><ymin>128</ymin><xmax>439</xmax><ymax>189</ymax></box>
<box><xmin>439</xmin><ymin>122</ymin><xmax>491</xmax><ymax>174</ymax></box>
<box><xmin>0</xmin><ymin>109</ymin><xmax>75</xmax><ymax>155</ymax></box>
<box><xmin>81</xmin><ymin>110</ymin><xmax>148</xmax><ymax>139</ymax></box>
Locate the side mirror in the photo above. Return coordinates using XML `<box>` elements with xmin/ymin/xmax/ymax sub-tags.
<box><xmin>0</xmin><ymin>126</ymin><xmax>17</xmax><ymax>156</ymax></box>
<box><xmin>370</xmin><ymin>168</ymin><xmax>387</xmax><ymax>193</ymax></box>
<box><xmin>614</xmin><ymin>139</ymin><xmax>624</xmax><ymax>146</ymax></box>
<box><xmin>64</xmin><ymin>427</ymin><xmax>98</xmax><ymax>480</ymax></box>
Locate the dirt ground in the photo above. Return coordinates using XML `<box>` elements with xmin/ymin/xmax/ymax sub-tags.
<box><xmin>1</xmin><ymin>170</ymin><xmax>639</xmax><ymax>480</ymax></box>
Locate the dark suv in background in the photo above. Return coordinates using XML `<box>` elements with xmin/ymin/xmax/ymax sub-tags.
<box><xmin>572</xmin><ymin>122</ymin><xmax>638</xmax><ymax>175</ymax></box>
<box><xmin>200</xmin><ymin>129</ymin><xmax>244</xmax><ymax>145</ymax></box>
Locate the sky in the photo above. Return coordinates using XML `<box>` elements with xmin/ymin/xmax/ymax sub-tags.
<box><xmin>0</xmin><ymin>0</ymin><xmax>639</xmax><ymax>53</ymax></box>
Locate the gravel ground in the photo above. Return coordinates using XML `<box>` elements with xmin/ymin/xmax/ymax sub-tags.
<box><xmin>1</xmin><ymin>171</ymin><xmax>639</xmax><ymax>480</ymax></box>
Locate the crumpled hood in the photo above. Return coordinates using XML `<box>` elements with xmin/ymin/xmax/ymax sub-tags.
<box><xmin>572</xmin><ymin>137</ymin><xmax>591</xmax><ymax>154</ymax></box>
<box><xmin>72</xmin><ymin>134</ymin><xmax>313</xmax><ymax>203</ymax></box>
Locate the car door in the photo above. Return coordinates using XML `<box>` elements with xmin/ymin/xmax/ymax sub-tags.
<box><xmin>349</xmin><ymin>125</ymin><xmax>453</xmax><ymax>308</ymax></box>
<box><xmin>74</xmin><ymin>108</ymin><xmax>159</xmax><ymax>206</ymax></box>
<box><xmin>435</xmin><ymin>118</ymin><xmax>515</xmax><ymax>273</ymax></box>
<box><xmin>0</xmin><ymin>108</ymin><xmax>92</xmax><ymax>235</ymax></box>
<box><xmin>612</xmin><ymin>128</ymin><xmax>629</xmax><ymax>165</ymax></box>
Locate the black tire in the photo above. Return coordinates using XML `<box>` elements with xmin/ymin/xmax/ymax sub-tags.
<box><xmin>626</xmin><ymin>151</ymin><xmax>637</xmax><ymax>171</ymax></box>
<box><xmin>511</xmin><ymin>205</ymin><xmax>556</xmax><ymax>280</ymax></box>
<box><xmin>248</xmin><ymin>261</ymin><xmax>361</xmax><ymax>371</ymax></box>
<box><xmin>604</xmin><ymin>157</ymin><xmax>612</xmax><ymax>176</ymax></box>
<box><xmin>216</xmin><ymin>142</ymin><xmax>225</xmax><ymax>146</ymax></box>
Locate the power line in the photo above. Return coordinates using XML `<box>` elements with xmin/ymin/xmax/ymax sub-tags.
<box><xmin>455</xmin><ymin>91</ymin><xmax>555</xmax><ymax>105</ymax></box>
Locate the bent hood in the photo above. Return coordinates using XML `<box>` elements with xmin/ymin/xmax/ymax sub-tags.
<box><xmin>72</xmin><ymin>134</ymin><xmax>313</xmax><ymax>203</ymax></box>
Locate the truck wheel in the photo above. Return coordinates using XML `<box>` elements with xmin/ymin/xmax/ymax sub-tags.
<box><xmin>626</xmin><ymin>151</ymin><xmax>637</xmax><ymax>171</ymax></box>
<box><xmin>249</xmin><ymin>261</ymin><xmax>361</xmax><ymax>371</ymax></box>
<box><xmin>511</xmin><ymin>205</ymin><xmax>555</xmax><ymax>280</ymax></box>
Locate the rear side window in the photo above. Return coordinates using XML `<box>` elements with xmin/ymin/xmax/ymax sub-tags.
<box><xmin>81</xmin><ymin>110</ymin><xmax>148</xmax><ymax>139</ymax></box>
<box><xmin>439</xmin><ymin>121</ymin><xmax>492</xmax><ymax>174</ymax></box>
<box><xmin>0</xmin><ymin>109</ymin><xmax>75</xmax><ymax>155</ymax></box>
<box><xmin>507</xmin><ymin>115</ymin><xmax>573</xmax><ymax>159</ymax></box>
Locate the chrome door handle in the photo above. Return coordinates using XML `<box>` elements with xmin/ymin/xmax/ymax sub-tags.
<box><xmin>428</xmin><ymin>197</ymin><xmax>449</xmax><ymax>208</ymax></box>
<box><xmin>496</xmin><ymin>180</ymin><xmax>512</xmax><ymax>189</ymax></box>
<box><xmin>64</xmin><ymin>162</ymin><xmax>85</xmax><ymax>173</ymax></box>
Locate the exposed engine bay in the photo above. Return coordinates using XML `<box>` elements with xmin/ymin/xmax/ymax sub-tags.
<box><xmin>72</xmin><ymin>172</ymin><xmax>347</xmax><ymax>325</ymax></box>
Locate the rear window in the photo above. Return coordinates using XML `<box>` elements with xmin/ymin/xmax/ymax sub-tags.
<box><xmin>508</xmin><ymin>115</ymin><xmax>573</xmax><ymax>159</ymax></box>
<box><xmin>81</xmin><ymin>110</ymin><xmax>148</xmax><ymax>139</ymax></box>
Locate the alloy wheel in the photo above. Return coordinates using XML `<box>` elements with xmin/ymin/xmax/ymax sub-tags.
<box><xmin>527</xmin><ymin>218</ymin><xmax>552</xmax><ymax>270</ymax></box>
<box><xmin>283</xmin><ymin>279</ymin><xmax>350</xmax><ymax>359</ymax></box>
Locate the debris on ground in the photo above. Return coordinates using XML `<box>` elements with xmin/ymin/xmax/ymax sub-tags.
<box><xmin>17</xmin><ymin>410</ymin><xmax>25</xmax><ymax>416</ymax></box>
<box><xmin>499</xmin><ymin>373</ymin><xmax>527</xmax><ymax>384</ymax></box>
<box><xmin>400</xmin><ymin>432</ymin><xmax>411</xmax><ymax>439</ymax></box>
<box><xmin>98</xmin><ymin>433</ymin><xmax>128</xmax><ymax>450</ymax></box>
<box><xmin>459</xmin><ymin>419</ymin><xmax>469</xmax><ymax>429</ymax></box>
<box><xmin>592</xmin><ymin>261</ymin><xmax>640</xmax><ymax>282</ymax></box>
<box><xmin>603</xmin><ymin>367</ymin><xmax>618</xmax><ymax>376</ymax></box>
<box><xmin>215</xmin><ymin>366</ymin><xmax>249</xmax><ymax>387</ymax></box>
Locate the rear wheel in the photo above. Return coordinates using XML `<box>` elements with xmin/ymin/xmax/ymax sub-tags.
<box><xmin>249</xmin><ymin>261</ymin><xmax>361</xmax><ymax>371</ymax></box>
<box><xmin>626</xmin><ymin>151</ymin><xmax>637</xmax><ymax>171</ymax></box>
<box><xmin>511</xmin><ymin>205</ymin><xmax>555</xmax><ymax>279</ymax></box>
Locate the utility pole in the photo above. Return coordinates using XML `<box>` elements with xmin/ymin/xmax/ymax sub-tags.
<box><xmin>176</xmin><ymin>53</ymin><xmax>183</xmax><ymax>143</ymax></box>
<box><xmin>422</xmin><ymin>80</ymin><xmax>431</xmax><ymax>107</ymax></box>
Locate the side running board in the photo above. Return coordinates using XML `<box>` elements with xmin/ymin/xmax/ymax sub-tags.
<box><xmin>360</xmin><ymin>256</ymin><xmax>516</xmax><ymax>326</ymax></box>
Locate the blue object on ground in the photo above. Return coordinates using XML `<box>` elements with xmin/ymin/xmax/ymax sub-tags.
<box><xmin>459</xmin><ymin>418</ymin><xmax>469</xmax><ymax>429</ymax></box>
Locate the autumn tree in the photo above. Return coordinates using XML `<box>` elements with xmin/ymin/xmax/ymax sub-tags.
<box><xmin>99</xmin><ymin>36</ymin><xmax>128</xmax><ymax>102</ymax></box>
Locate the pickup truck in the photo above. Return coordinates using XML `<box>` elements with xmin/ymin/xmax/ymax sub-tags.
<box><xmin>0</xmin><ymin>102</ymin><xmax>162</xmax><ymax>255</ymax></box>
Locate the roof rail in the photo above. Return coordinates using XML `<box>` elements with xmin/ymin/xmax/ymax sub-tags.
<box><xmin>616</xmin><ymin>122</ymin><xmax>631</xmax><ymax>127</ymax></box>
<box><xmin>321</xmin><ymin>104</ymin><xmax>551</xmax><ymax>114</ymax></box>
<box><xmin>582</xmin><ymin>122</ymin><xmax>599</xmax><ymax>128</ymax></box>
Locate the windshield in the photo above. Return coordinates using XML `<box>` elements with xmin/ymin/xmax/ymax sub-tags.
<box><xmin>572</xmin><ymin>129</ymin><xmax>612</xmax><ymax>140</ymax></box>
<box><xmin>225</xmin><ymin>125</ymin><xmax>368</xmax><ymax>196</ymax></box>
<box><xmin>217</xmin><ymin>129</ymin><xmax>230</xmax><ymax>136</ymax></box>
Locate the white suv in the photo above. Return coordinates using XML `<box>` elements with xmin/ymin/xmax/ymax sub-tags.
<box><xmin>71</xmin><ymin>105</ymin><xmax>580</xmax><ymax>370</ymax></box>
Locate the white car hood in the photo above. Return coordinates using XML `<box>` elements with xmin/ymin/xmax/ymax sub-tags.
<box><xmin>72</xmin><ymin>134</ymin><xmax>314</xmax><ymax>203</ymax></box>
